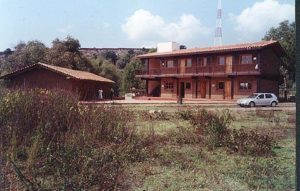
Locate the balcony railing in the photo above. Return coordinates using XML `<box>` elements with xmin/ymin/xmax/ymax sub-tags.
<box><xmin>136</xmin><ymin>64</ymin><xmax>260</xmax><ymax>76</ymax></box>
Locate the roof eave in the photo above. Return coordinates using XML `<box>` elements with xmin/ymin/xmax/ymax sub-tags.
<box><xmin>0</xmin><ymin>63</ymin><xmax>115</xmax><ymax>83</ymax></box>
<box><xmin>0</xmin><ymin>64</ymin><xmax>40</xmax><ymax>79</ymax></box>
<box><xmin>137</xmin><ymin>47</ymin><xmax>264</xmax><ymax>59</ymax></box>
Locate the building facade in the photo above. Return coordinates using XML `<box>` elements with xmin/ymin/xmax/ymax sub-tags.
<box><xmin>0</xmin><ymin>63</ymin><xmax>114</xmax><ymax>100</ymax></box>
<box><xmin>136</xmin><ymin>41</ymin><xmax>285</xmax><ymax>100</ymax></box>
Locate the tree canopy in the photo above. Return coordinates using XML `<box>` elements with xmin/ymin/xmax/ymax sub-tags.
<box><xmin>101</xmin><ymin>50</ymin><xmax>118</xmax><ymax>65</ymax></box>
<box><xmin>46</xmin><ymin>37</ymin><xmax>93</xmax><ymax>71</ymax></box>
<box><xmin>90</xmin><ymin>56</ymin><xmax>122</xmax><ymax>95</ymax></box>
<box><xmin>8</xmin><ymin>40</ymin><xmax>48</xmax><ymax>71</ymax></box>
<box><xmin>263</xmin><ymin>20</ymin><xmax>295</xmax><ymax>85</ymax></box>
<box><xmin>1</xmin><ymin>36</ymin><xmax>95</xmax><ymax>73</ymax></box>
<box><xmin>122</xmin><ymin>59</ymin><xmax>145</xmax><ymax>92</ymax></box>
<box><xmin>0</xmin><ymin>36</ymin><xmax>150</xmax><ymax>95</ymax></box>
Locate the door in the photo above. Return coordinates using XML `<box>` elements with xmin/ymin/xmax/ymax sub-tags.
<box><xmin>255</xmin><ymin>93</ymin><xmax>265</xmax><ymax>105</ymax></box>
<box><xmin>225</xmin><ymin>56</ymin><xmax>233</xmax><ymax>73</ymax></box>
<box><xmin>180</xmin><ymin>59</ymin><xmax>186</xmax><ymax>74</ymax></box>
<box><xmin>264</xmin><ymin>93</ymin><xmax>273</xmax><ymax>105</ymax></box>
<box><xmin>225</xmin><ymin>80</ymin><xmax>231</xmax><ymax>99</ymax></box>
<box><xmin>180</xmin><ymin>82</ymin><xmax>185</xmax><ymax>98</ymax></box>
<box><xmin>200</xmin><ymin>81</ymin><xmax>206</xmax><ymax>98</ymax></box>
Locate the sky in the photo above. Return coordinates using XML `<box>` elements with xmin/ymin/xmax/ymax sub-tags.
<box><xmin>0</xmin><ymin>0</ymin><xmax>295</xmax><ymax>50</ymax></box>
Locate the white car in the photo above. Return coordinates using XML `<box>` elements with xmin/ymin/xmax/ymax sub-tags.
<box><xmin>237</xmin><ymin>93</ymin><xmax>279</xmax><ymax>107</ymax></box>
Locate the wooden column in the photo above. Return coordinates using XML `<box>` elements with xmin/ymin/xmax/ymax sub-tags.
<box><xmin>176</xmin><ymin>78</ymin><xmax>179</xmax><ymax>97</ymax></box>
<box><xmin>209</xmin><ymin>78</ymin><xmax>211</xmax><ymax>99</ymax></box>
<box><xmin>231</xmin><ymin>77</ymin><xmax>234</xmax><ymax>99</ymax></box>
<box><xmin>146</xmin><ymin>80</ymin><xmax>148</xmax><ymax>96</ymax></box>
<box><xmin>147</xmin><ymin>58</ymin><xmax>150</xmax><ymax>75</ymax></box>
<box><xmin>195</xmin><ymin>77</ymin><xmax>198</xmax><ymax>98</ymax></box>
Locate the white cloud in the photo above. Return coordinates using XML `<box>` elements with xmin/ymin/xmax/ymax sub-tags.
<box><xmin>122</xmin><ymin>9</ymin><xmax>164</xmax><ymax>41</ymax></box>
<box><xmin>122</xmin><ymin>9</ymin><xmax>211</xmax><ymax>45</ymax></box>
<box><xmin>161</xmin><ymin>14</ymin><xmax>210</xmax><ymax>42</ymax></box>
<box><xmin>231</xmin><ymin>0</ymin><xmax>294</xmax><ymax>39</ymax></box>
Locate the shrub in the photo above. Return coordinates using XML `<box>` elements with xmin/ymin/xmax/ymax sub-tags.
<box><xmin>255</xmin><ymin>109</ymin><xmax>276</xmax><ymax>122</ymax></box>
<box><xmin>138</xmin><ymin>110</ymin><xmax>150</xmax><ymax>121</ymax></box>
<box><xmin>227</xmin><ymin>129</ymin><xmax>275</xmax><ymax>156</ymax></box>
<box><xmin>287</xmin><ymin>114</ymin><xmax>296</xmax><ymax>124</ymax></box>
<box><xmin>166</xmin><ymin>126</ymin><xmax>201</xmax><ymax>145</ymax></box>
<box><xmin>188</xmin><ymin>109</ymin><xmax>276</xmax><ymax>156</ymax></box>
<box><xmin>140</xmin><ymin>110</ymin><xmax>170</xmax><ymax>121</ymax></box>
<box><xmin>0</xmin><ymin>89</ymin><xmax>156</xmax><ymax>190</ymax></box>
<box><xmin>0</xmin><ymin>89</ymin><xmax>79</xmax><ymax>149</ymax></box>
<box><xmin>190</xmin><ymin>109</ymin><xmax>233</xmax><ymax>147</ymax></box>
<box><xmin>176</xmin><ymin>110</ymin><xmax>193</xmax><ymax>120</ymax></box>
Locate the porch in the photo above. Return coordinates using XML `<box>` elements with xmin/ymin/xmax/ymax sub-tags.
<box><xmin>136</xmin><ymin>64</ymin><xmax>260</xmax><ymax>78</ymax></box>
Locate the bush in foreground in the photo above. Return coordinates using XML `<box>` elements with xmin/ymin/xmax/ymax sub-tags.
<box><xmin>189</xmin><ymin>109</ymin><xmax>275</xmax><ymax>156</ymax></box>
<box><xmin>0</xmin><ymin>89</ymin><xmax>155</xmax><ymax>190</ymax></box>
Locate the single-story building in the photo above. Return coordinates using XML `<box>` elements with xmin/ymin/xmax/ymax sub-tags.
<box><xmin>0</xmin><ymin>62</ymin><xmax>114</xmax><ymax>100</ymax></box>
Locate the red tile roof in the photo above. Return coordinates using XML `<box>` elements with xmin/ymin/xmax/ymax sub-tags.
<box><xmin>137</xmin><ymin>40</ymin><xmax>286</xmax><ymax>58</ymax></box>
<box><xmin>0</xmin><ymin>62</ymin><xmax>115</xmax><ymax>83</ymax></box>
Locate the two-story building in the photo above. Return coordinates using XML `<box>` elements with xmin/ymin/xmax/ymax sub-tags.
<box><xmin>136</xmin><ymin>41</ymin><xmax>285</xmax><ymax>100</ymax></box>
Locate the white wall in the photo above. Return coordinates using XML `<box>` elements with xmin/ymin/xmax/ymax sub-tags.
<box><xmin>157</xmin><ymin>42</ymin><xmax>180</xmax><ymax>53</ymax></box>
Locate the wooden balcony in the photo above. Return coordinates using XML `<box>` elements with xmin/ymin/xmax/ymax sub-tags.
<box><xmin>136</xmin><ymin>64</ymin><xmax>260</xmax><ymax>78</ymax></box>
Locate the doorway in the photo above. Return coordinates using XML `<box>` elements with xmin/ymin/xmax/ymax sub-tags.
<box><xmin>180</xmin><ymin>82</ymin><xmax>185</xmax><ymax>98</ymax></box>
<box><xmin>200</xmin><ymin>81</ymin><xmax>206</xmax><ymax>98</ymax></box>
<box><xmin>148</xmin><ymin>80</ymin><xmax>161</xmax><ymax>97</ymax></box>
<box><xmin>225</xmin><ymin>80</ymin><xmax>231</xmax><ymax>99</ymax></box>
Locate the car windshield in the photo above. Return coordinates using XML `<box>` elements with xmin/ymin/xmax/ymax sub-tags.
<box><xmin>247</xmin><ymin>94</ymin><xmax>258</xmax><ymax>98</ymax></box>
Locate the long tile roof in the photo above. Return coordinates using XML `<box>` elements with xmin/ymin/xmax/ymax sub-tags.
<box><xmin>0</xmin><ymin>62</ymin><xmax>114</xmax><ymax>83</ymax></box>
<box><xmin>137</xmin><ymin>40</ymin><xmax>285</xmax><ymax>58</ymax></box>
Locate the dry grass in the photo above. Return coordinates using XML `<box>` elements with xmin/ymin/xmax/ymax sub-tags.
<box><xmin>0</xmin><ymin>92</ymin><xmax>295</xmax><ymax>190</ymax></box>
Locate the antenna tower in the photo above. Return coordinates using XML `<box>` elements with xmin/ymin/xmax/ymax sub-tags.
<box><xmin>214</xmin><ymin>0</ymin><xmax>222</xmax><ymax>46</ymax></box>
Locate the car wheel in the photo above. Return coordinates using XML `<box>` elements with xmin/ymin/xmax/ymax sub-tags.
<box><xmin>249</xmin><ymin>102</ymin><xmax>255</xmax><ymax>107</ymax></box>
<box><xmin>271</xmin><ymin>101</ymin><xmax>277</xmax><ymax>107</ymax></box>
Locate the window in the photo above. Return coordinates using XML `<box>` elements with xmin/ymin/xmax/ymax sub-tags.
<box><xmin>186</xmin><ymin>59</ymin><xmax>192</xmax><ymax>67</ymax></box>
<box><xmin>165</xmin><ymin>82</ymin><xmax>174</xmax><ymax>89</ymax></box>
<box><xmin>161</xmin><ymin>60</ymin><xmax>165</xmax><ymax>67</ymax></box>
<box><xmin>266</xmin><ymin>94</ymin><xmax>272</xmax><ymax>99</ymax></box>
<box><xmin>241</xmin><ymin>55</ymin><xmax>252</xmax><ymax>64</ymax></box>
<box><xmin>258</xmin><ymin>94</ymin><xmax>264</xmax><ymax>99</ymax></box>
<box><xmin>143</xmin><ymin>59</ymin><xmax>148</xmax><ymax>70</ymax></box>
<box><xmin>218</xmin><ymin>82</ymin><xmax>225</xmax><ymax>90</ymax></box>
<box><xmin>219</xmin><ymin>56</ymin><xmax>225</xmax><ymax>65</ymax></box>
<box><xmin>239</xmin><ymin>82</ymin><xmax>252</xmax><ymax>90</ymax></box>
<box><xmin>166</xmin><ymin>60</ymin><xmax>174</xmax><ymax>68</ymax></box>
<box><xmin>186</xmin><ymin>82</ymin><xmax>191</xmax><ymax>90</ymax></box>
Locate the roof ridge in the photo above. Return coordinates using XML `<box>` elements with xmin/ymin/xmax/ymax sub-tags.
<box><xmin>1</xmin><ymin>62</ymin><xmax>114</xmax><ymax>83</ymax></box>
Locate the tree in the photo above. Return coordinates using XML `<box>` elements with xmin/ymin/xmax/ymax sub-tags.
<box><xmin>90</xmin><ymin>56</ymin><xmax>122</xmax><ymax>96</ymax></box>
<box><xmin>101</xmin><ymin>50</ymin><xmax>118</xmax><ymax>65</ymax></box>
<box><xmin>101</xmin><ymin>62</ymin><xmax>122</xmax><ymax>96</ymax></box>
<box><xmin>7</xmin><ymin>40</ymin><xmax>48</xmax><ymax>71</ymax></box>
<box><xmin>46</xmin><ymin>36</ymin><xmax>93</xmax><ymax>71</ymax></box>
<box><xmin>3</xmin><ymin>48</ymin><xmax>13</xmax><ymax>56</ymax></box>
<box><xmin>122</xmin><ymin>59</ymin><xmax>144</xmax><ymax>93</ymax></box>
<box><xmin>263</xmin><ymin>20</ymin><xmax>295</xmax><ymax>86</ymax></box>
<box><xmin>116</xmin><ymin>52</ymin><xmax>131</xmax><ymax>69</ymax></box>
